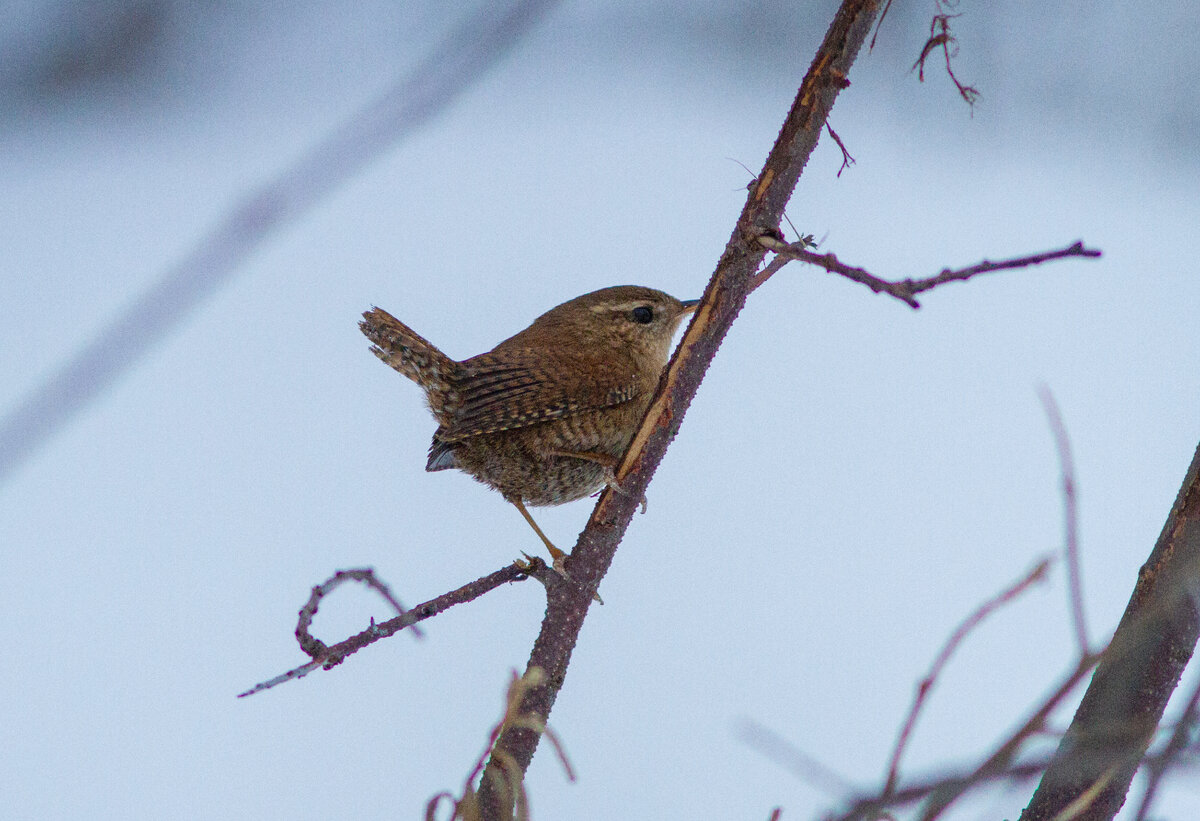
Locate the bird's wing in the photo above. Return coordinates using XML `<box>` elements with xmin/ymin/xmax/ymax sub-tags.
<box><xmin>437</xmin><ymin>347</ymin><xmax>640</xmax><ymax>442</ymax></box>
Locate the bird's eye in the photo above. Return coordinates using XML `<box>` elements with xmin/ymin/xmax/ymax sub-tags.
<box><xmin>631</xmin><ymin>306</ymin><xmax>654</xmax><ymax>324</ymax></box>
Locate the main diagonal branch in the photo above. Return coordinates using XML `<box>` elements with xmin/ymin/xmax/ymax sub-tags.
<box><xmin>1020</xmin><ymin>441</ymin><xmax>1200</xmax><ymax>821</ymax></box>
<box><xmin>474</xmin><ymin>2</ymin><xmax>885</xmax><ymax>818</ymax></box>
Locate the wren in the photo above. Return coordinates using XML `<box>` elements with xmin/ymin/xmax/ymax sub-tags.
<box><xmin>360</xmin><ymin>285</ymin><xmax>698</xmax><ymax>567</ymax></box>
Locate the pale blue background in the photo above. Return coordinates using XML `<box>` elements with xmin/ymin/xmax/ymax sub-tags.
<box><xmin>2</xmin><ymin>2</ymin><xmax>1198</xmax><ymax>818</ymax></box>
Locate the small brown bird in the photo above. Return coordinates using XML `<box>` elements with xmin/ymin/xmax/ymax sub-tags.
<box><xmin>360</xmin><ymin>285</ymin><xmax>698</xmax><ymax>568</ymax></box>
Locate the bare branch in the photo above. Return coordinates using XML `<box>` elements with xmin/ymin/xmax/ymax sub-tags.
<box><xmin>868</xmin><ymin>0</ymin><xmax>896</xmax><ymax>51</ymax></box>
<box><xmin>884</xmin><ymin>558</ymin><xmax>1053</xmax><ymax>797</ymax></box>
<box><xmin>295</xmin><ymin>567</ymin><xmax>423</xmax><ymax>659</ymax></box>
<box><xmin>755</xmin><ymin>238</ymin><xmax>1102</xmax><ymax>308</ymax></box>
<box><xmin>833</xmin><ymin>760</ymin><xmax>1051</xmax><ymax>821</ymax></box>
<box><xmin>759</xmin><ymin>648</ymin><xmax>1099</xmax><ymax>821</ymax></box>
<box><xmin>474</xmin><ymin>2</ymin><xmax>887</xmax><ymax>817</ymax></box>
<box><xmin>433</xmin><ymin>668</ymin><xmax>574</xmax><ymax>821</ymax></box>
<box><xmin>1134</xmin><ymin>674</ymin><xmax>1200</xmax><ymax>821</ymax></box>
<box><xmin>1039</xmin><ymin>388</ymin><xmax>1091</xmax><ymax>656</ymax></box>
<box><xmin>747</xmin><ymin>249</ymin><xmax>800</xmax><ymax>295</ymax></box>
<box><xmin>238</xmin><ymin>560</ymin><xmax>548</xmax><ymax>697</ymax></box>
<box><xmin>916</xmin><ymin>654</ymin><xmax>1102</xmax><ymax>820</ymax></box>
<box><xmin>1020</xmin><ymin>440</ymin><xmax>1200</xmax><ymax>820</ymax></box>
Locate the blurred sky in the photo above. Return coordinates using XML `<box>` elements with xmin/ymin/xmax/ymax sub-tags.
<box><xmin>2</xmin><ymin>1</ymin><xmax>1198</xmax><ymax>819</ymax></box>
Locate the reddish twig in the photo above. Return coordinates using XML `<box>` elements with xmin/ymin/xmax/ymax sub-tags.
<box><xmin>883</xmin><ymin>558</ymin><xmax>1053</xmax><ymax>796</ymax></box>
<box><xmin>747</xmin><ymin>250</ymin><xmax>798</xmax><ymax>296</ymax></box>
<box><xmin>868</xmin><ymin>0</ymin><xmax>896</xmax><ymax>51</ymax></box>
<box><xmin>826</xmin><ymin>121</ymin><xmax>856</xmax><ymax>177</ymax></box>
<box><xmin>833</xmin><ymin>761</ymin><xmax>1052</xmax><ymax>821</ymax></box>
<box><xmin>473</xmin><ymin>3</ymin><xmax>887</xmax><ymax>817</ymax></box>
<box><xmin>238</xmin><ymin>559</ymin><xmax>548</xmax><ymax>697</ymax></box>
<box><xmin>1038</xmin><ymin>388</ymin><xmax>1091</xmax><ymax>656</ymax></box>
<box><xmin>912</xmin><ymin>5</ymin><xmax>979</xmax><ymax>107</ymax></box>
<box><xmin>755</xmin><ymin>237</ymin><xmax>1102</xmax><ymax>308</ymax></box>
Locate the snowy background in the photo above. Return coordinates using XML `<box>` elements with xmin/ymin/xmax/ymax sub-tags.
<box><xmin>2</xmin><ymin>1</ymin><xmax>1198</xmax><ymax>818</ymax></box>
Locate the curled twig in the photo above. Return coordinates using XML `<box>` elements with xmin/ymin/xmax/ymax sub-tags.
<box><xmin>239</xmin><ymin>559</ymin><xmax>550</xmax><ymax>697</ymax></box>
<box><xmin>295</xmin><ymin>567</ymin><xmax>423</xmax><ymax>659</ymax></box>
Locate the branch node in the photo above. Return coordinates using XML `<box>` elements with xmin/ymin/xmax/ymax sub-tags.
<box><xmin>753</xmin><ymin>229</ymin><xmax>789</xmax><ymax>251</ymax></box>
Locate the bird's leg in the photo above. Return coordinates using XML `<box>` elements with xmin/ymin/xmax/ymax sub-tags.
<box><xmin>509</xmin><ymin>496</ymin><xmax>604</xmax><ymax>603</ymax></box>
<box><xmin>509</xmin><ymin>496</ymin><xmax>568</xmax><ymax>572</ymax></box>
<box><xmin>550</xmin><ymin>449</ymin><xmax>648</xmax><ymax>514</ymax></box>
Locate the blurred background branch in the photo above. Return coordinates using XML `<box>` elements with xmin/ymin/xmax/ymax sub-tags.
<box><xmin>0</xmin><ymin>0</ymin><xmax>558</xmax><ymax>484</ymax></box>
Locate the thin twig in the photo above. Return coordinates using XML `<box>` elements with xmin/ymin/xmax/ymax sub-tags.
<box><xmin>826</xmin><ymin>122</ymin><xmax>856</xmax><ymax>177</ymax></box>
<box><xmin>434</xmin><ymin>668</ymin><xmax>574</xmax><ymax>821</ymax></box>
<box><xmin>918</xmin><ymin>653</ymin><xmax>1102</xmax><ymax>820</ymax></box>
<box><xmin>833</xmin><ymin>760</ymin><xmax>1052</xmax><ymax>821</ymax></box>
<box><xmin>868</xmin><ymin>0</ymin><xmax>896</xmax><ymax>51</ymax></box>
<box><xmin>810</xmin><ymin>661</ymin><xmax>1097</xmax><ymax>821</ymax></box>
<box><xmin>912</xmin><ymin>6</ymin><xmax>979</xmax><ymax>108</ymax></box>
<box><xmin>238</xmin><ymin>560</ymin><xmax>547</xmax><ymax>697</ymax></box>
<box><xmin>1038</xmin><ymin>388</ymin><xmax>1090</xmax><ymax>656</ymax></box>
<box><xmin>883</xmin><ymin>558</ymin><xmax>1053</xmax><ymax>796</ymax></box>
<box><xmin>474</xmin><ymin>3</ymin><xmax>886</xmax><ymax>817</ymax></box>
<box><xmin>1021</xmin><ymin>441</ymin><xmax>1200</xmax><ymax>819</ymax></box>
<box><xmin>295</xmin><ymin>567</ymin><xmax>424</xmax><ymax>659</ymax></box>
<box><xmin>747</xmin><ymin>253</ymin><xmax>796</xmax><ymax>296</ymax></box>
<box><xmin>754</xmin><ymin>237</ymin><xmax>1102</xmax><ymax>308</ymax></box>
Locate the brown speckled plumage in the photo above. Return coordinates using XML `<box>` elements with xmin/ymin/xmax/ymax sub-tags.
<box><xmin>360</xmin><ymin>285</ymin><xmax>696</xmax><ymax>556</ymax></box>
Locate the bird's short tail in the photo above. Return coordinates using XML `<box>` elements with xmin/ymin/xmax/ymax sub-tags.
<box><xmin>360</xmin><ymin>308</ymin><xmax>458</xmax><ymax>406</ymax></box>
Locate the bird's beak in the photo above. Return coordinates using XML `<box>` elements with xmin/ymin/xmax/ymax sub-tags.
<box><xmin>679</xmin><ymin>298</ymin><xmax>701</xmax><ymax>315</ymax></box>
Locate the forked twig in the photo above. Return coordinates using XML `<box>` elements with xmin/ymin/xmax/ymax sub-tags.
<box><xmin>917</xmin><ymin>653</ymin><xmax>1102</xmax><ymax>820</ymax></box>
<box><xmin>826</xmin><ymin>122</ymin><xmax>856</xmax><ymax>177</ymax></box>
<box><xmin>912</xmin><ymin>5</ymin><xmax>979</xmax><ymax>107</ymax></box>
<box><xmin>753</xmin><ymin>237</ymin><xmax>1101</xmax><ymax>308</ymax></box>
<box><xmin>883</xmin><ymin>558</ymin><xmax>1053</xmax><ymax>796</ymax></box>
